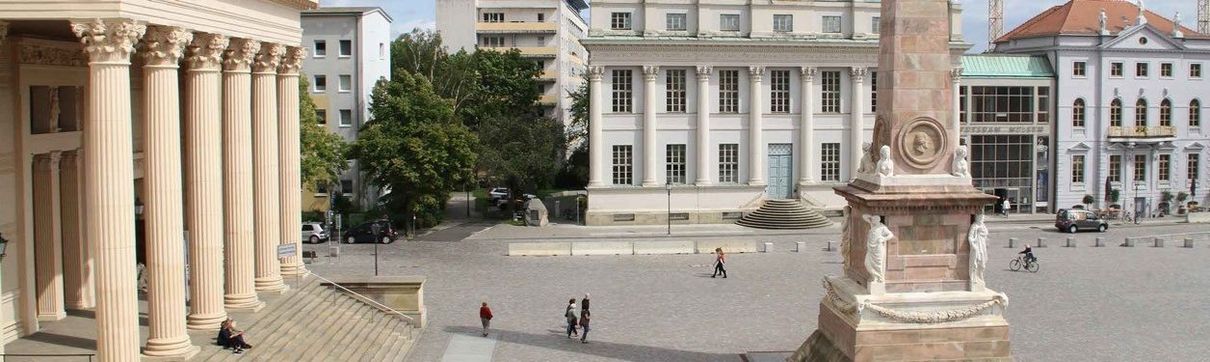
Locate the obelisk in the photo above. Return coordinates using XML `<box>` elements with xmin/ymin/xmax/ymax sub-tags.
<box><xmin>788</xmin><ymin>0</ymin><xmax>1011</xmax><ymax>360</ymax></box>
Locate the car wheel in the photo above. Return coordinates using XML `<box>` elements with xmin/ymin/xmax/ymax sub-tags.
<box><xmin>344</xmin><ymin>236</ymin><xmax>355</xmax><ymax>244</ymax></box>
<box><xmin>1068</xmin><ymin>225</ymin><xmax>1078</xmax><ymax>233</ymax></box>
<box><xmin>380</xmin><ymin>236</ymin><xmax>391</xmax><ymax>244</ymax></box>
<box><xmin>1099</xmin><ymin>224</ymin><xmax>1108</xmax><ymax>232</ymax></box>
<box><xmin>309</xmin><ymin>235</ymin><xmax>319</xmax><ymax>244</ymax></box>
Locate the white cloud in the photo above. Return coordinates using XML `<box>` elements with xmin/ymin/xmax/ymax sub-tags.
<box><xmin>395</xmin><ymin>19</ymin><xmax>436</xmax><ymax>36</ymax></box>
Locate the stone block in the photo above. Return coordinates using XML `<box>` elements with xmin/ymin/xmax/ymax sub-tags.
<box><xmin>1095</xmin><ymin>237</ymin><xmax>1105</xmax><ymax>247</ymax></box>
<box><xmin>1065</xmin><ymin>237</ymin><xmax>1076</xmax><ymax>248</ymax></box>
<box><xmin>1185</xmin><ymin>237</ymin><xmax>1195</xmax><ymax>248</ymax></box>
<box><xmin>322</xmin><ymin>276</ymin><xmax>427</xmax><ymax>328</ymax></box>
<box><xmin>571</xmin><ymin>241</ymin><xmax>633</xmax><ymax>256</ymax></box>
<box><xmin>795</xmin><ymin>241</ymin><xmax>806</xmax><ymax>253</ymax></box>
<box><xmin>825</xmin><ymin>240</ymin><xmax>834</xmax><ymax>251</ymax></box>
<box><xmin>1153</xmin><ymin>237</ymin><xmax>1164</xmax><ymax>248</ymax></box>
<box><xmin>1036</xmin><ymin>237</ymin><xmax>1047</xmax><ymax>248</ymax></box>
<box><xmin>1007</xmin><ymin>237</ymin><xmax>1017</xmax><ymax>248</ymax></box>
<box><xmin>695</xmin><ymin>240</ymin><xmax>757</xmax><ymax>254</ymax></box>
<box><xmin>1122</xmin><ymin>237</ymin><xmax>1135</xmax><ymax>247</ymax></box>
<box><xmin>507</xmin><ymin>242</ymin><xmax>572</xmax><ymax>256</ymax></box>
<box><xmin>632</xmin><ymin>240</ymin><xmax>694</xmax><ymax>255</ymax></box>
<box><xmin>762</xmin><ymin>242</ymin><xmax>774</xmax><ymax>253</ymax></box>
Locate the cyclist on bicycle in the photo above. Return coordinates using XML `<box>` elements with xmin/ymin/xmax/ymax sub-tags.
<box><xmin>1018</xmin><ymin>245</ymin><xmax>1035</xmax><ymax>264</ymax></box>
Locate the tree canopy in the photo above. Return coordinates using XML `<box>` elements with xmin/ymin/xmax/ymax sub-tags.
<box><xmin>298</xmin><ymin>75</ymin><xmax>348</xmax><ymax>189</ymax></box>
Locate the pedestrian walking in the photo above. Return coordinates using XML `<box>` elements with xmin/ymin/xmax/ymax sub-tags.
<box><xmin>565</xmin><ymin>299</ymin><xmax>579</xmax><ymax>338</ymax></box>
<box><xmin>1001</xmin><ymin>199</ymin><xmax>1011</xmax><ymax>216</ymax></box>
<box><xmin>579</xmin><ymin>308</ymin><xmax>591</xmax><ymax>343</ymax></box>
<box><xmin>711</xmin><ymin>247</ymin><xmax>728</xmax><ymax>278</ymax></box>
<box><xmin>479</xmin><ymin>302</ymin><xmax>493</xmax><ymax>337</ymax></box>
<box><xmin>580</xmin><ymin>293</ymin><xmax>590</xmax><ymax>320</ymax></box>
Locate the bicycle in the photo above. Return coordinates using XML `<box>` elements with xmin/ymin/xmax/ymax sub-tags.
<box><xmin>1009</xmin><ymin>255</ymin><xmax>1039</xmax><ymax>273</ymax></box>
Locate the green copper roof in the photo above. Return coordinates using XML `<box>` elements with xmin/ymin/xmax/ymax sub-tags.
<box><xmin>961</xmin><ymin>55</ymin><xmax>1054</xmax><ymax>78</ymax></box>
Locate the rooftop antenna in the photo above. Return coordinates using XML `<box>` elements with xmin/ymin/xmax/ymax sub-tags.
<box><xmin>988</xmin><ymin>0</ymin><xmax>1003</xmax><ymax>50</ymax></box>
<box><xmin>1199</xmin><ymin>0</ymin><xmax>1209</xmax><ymax>33</ymax></box>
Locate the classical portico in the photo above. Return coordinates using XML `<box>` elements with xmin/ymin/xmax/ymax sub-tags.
<box><xmin>0</xmin><ymin>1</ymin><xmax>317</xmax><ymax>360</ymax></box>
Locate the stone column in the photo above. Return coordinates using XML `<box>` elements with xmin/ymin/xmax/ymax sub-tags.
<box><xmin>33</xmin><ymin>151</ymin><xmax>65</xmax><ymax>321</ymax></box>
<box><xmin>221</xmin><ymin>38</ymin><xmax>264</xmax><ymax>311</ymax></box>
<box><xmin>849</xmin><ymin>67</ymin><xmax>867</xmax><ymax>178</ymax></box>
<box><xmin>71</xmin><ymin>18</ymin><xmax>146</xmax><ymax>362</ymax></box>
<box><xmin>695</xmin><ymin>66</ymin><xmax>713</xmax><ymax>186</ymax></box>
<box><xmin>60</xmin><ymin>151</ymin><xmax>92</xmax><ymax>310</ymax></box>
<box><xmin>748</xmin><ymin>66</ymin><xmax>765</xmax><ymax>186</ymax></box>
<box><xmin>587</xmin><ymin>66</ymin><xmax>605</xmax><ymax>187</ymax></box>
<box><xmin>138</xmin><ymin>25</ymin><xmax>198</xmax><ymax>359</ymax></box>
<box><xmin>252</xmin><ymin>43</ymin><xmax>287</xmax><ymax>293</ymax></box>
<box><xmin>183</xmin><ymin>33</ymin><xmax>229</xmax><ymax>330</ymax></box>
<box><xmin>799</xmin><ymin>67</ymin><xmax>816</xmax><ymax>185</ymax></box>
<box><xmin>951</xmin><ymin>67</ymin><xmax>963</xmax><ymax>148</ymax></box>
<box><xmin>278</xmin><ymin>47</ymin><xmax>308</xmax><ymax>277</ymax></box>
<box><xmin>641</xmin><ymin>65</ymin><xmax>660</xmax><ymax>187</ymax></box>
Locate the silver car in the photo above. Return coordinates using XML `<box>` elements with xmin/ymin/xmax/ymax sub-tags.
<box><xmin>301</xmin><ymin>222</ymin><xmax>328</xmax><ymax>243</ymax></box>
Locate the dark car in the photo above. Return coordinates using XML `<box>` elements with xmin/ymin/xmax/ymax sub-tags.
<box><xmin>342</xmin><ymin>220</ymin><xmax>397</xmax><ymax>244</ymax></box>
<box><xmin>1056</xmin><ymin>209</ymin><xmax>1108</xmax><ymax>233</ymax></box>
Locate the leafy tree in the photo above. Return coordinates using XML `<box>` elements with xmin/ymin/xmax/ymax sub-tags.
<box><xmin>478</xmin><ymin>114</ymin><xmax>566</xmax><ymax>193</ymax></box>
<box><xmin>392</xmin><ymin>30</ymin><xmax>479</xmax><ymax>117</ymax></box>
<box><xmin>1082</xmin><ymin>194</ymin><xmax>1095</xmax><ymax>208</ymax></box>
<box><xmin>298</xmin><ymin>75</ymin><xmax>348</xmax><ymax>189</ymax></box>
<box><xmin>556</xmin><ymin>81</ymin><xmax>590</xmax><ymax>189</ymax></box>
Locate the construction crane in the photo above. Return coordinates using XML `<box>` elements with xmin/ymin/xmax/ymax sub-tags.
<box><xmin>988</xmin><ymin>0</ymin><xmax>1004</xmax><ymax>51</ymax></box>
<box><xmin>1200</xmin><ymin>0</ymin><xmax>1209</xmax><ymax>34</ymax></box>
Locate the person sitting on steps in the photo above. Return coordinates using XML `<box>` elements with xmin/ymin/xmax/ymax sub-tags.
<box><xmin>218</xmin><ymin>319</ymin><xmax>253</xmax><ymax>353</ymax></box>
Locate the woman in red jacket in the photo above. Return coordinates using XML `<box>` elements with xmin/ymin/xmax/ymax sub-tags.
<box><xmin>479</xmin><ymin>302</ymin><xmax>493</xmax><ymax>337</ymax></box>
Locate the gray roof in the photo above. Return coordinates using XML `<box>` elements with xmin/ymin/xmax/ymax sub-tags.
<box><xmin>303</xmin><ymin>7</ymin><xmax>394</xmax><ymax>22</ymax></box>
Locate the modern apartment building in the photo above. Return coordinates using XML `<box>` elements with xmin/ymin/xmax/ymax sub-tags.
<box><xmin>993</xmin><ymin>0</ymin><xmax>1210</xmax><ymax>217</ymax></box>
<box><xmin>437</xmin><ymin>0</ymin><xmax>590</xmax><ymax>126</ymax></box>
<box><xmin>301</xmin><ymin>7</ymin><xmax>393</xmax><ymax>211</ymax></box>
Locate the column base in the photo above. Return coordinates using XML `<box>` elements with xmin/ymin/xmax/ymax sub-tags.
<box><xmin>37</xmin><ymin>311</ymin><xmax>67</xmax><ymax>322</ymax></box>
<box><xmin>254</xmin><ymin>277</ymin><xmax>288</xmax><ymax>294</ymax></box>
<box><xmin>748</xmin><ymin>181</ymin><xmax>767</xmax><ymax>187</ymax></box>
<box><xmin>280</xmin><ymin>262</ymin><xmax>309</xmax><ymax>277</ymax></box>
<box><xmin>224</xmin><ymin>294</ymin><xmax>265</xmax><ymax>312</ymax></box>
<box><xmin>694</xmin><ymin>180</ymin><xmax>712</xmax><ymax>186</ymax></box>
<box><xmin>186</xmin><ymin>311</ymin><xmax>229</xmax><ymax>331</ymax></box>
<box><xmin>65</xmin><ymin>299</ymin><xmax>91</xmax><ymax>310</ymax></box>
<box><xmin>641</xmin><ymin>181</ymin><xmax>658</xmax><ymax>187</ymax></box>
<box><xmin>142</xmin><ymin>341</ymin><xmax>199</xmax><ymax>361</ymax></box>
<box><xmin>587</xmin><ymin>180</ymin><xmax>604</xmax><ymax>187</ymax></box>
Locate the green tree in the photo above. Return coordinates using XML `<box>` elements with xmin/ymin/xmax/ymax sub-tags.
<box><xmin>392</xmin><ymin>30</ymin><xmax>479</xmax><ymax>117</ymax></box>
<box><xmin>298</xmin><ymin>75</ymin><xmax>348</xmax><ymax>189</ymax></box>
<box><xmin>556</xmin><ymin>81</ymin><xmax>590</xmax><ymax>188</ymax></box>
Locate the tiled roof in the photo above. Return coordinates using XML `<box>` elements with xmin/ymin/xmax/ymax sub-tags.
<box><xmin>996</xmin><ymin>0</ymin><xmax>1204</xmax><ymax>43</ymax></box>
<box><xmin>961</xmin><ymin>55</ymin><xmax>1054</xmax><ymax>78</ymax></box>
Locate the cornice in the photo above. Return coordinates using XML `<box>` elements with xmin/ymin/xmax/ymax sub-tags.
<box><xmin>15</xmin><ymin>38</ymin><xmax>87</xmax><ymax>67</ymax></box>
<box><xmin>268</xmin><ymin>0</ymin><xmax>319</xmax><ymax>10</ymax></box>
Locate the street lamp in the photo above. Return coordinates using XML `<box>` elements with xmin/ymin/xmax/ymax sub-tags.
<box><xmin>1134</xmin><ymin>181</ymin><xmax>1143</xmax><ymax>224</ymax></box>
<box><xmin>666</xmin><ymin>181</ymin><xmax>672</xmax><ymax>236</ymax></box>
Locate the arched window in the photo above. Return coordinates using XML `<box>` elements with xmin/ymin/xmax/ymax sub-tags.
<box><xmin>1072</xmin><ymin>99</ymin><xmax>1086</xmax><ymax>127</ymax></box>
<box><xmin>1135</xmin><ymin>99</ymin><xmax>1148</xmax><ymax>127</ymax></box>
<box><xmin>1160</xmin><ymin>99</ymin><xmax>1172</xmax><ymax>127</ymax></box>
<box><xmin>1192</xmin><ymin>99</ymin><xmax>1202</xmax><ymax>127</ymax></box>
<box><xmin>1110</xmin><ymin>99</ymin><xmax>1122</xmax><ymax>127</ymax></box>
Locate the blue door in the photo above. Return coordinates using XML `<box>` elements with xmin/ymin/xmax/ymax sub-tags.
<box><xmin>767</xmin><ymin>144</ymin><xmax>793</xmax><ymax>199</ymax></box>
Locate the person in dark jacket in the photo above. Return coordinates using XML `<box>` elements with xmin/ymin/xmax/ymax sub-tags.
<box><xmin>711</xmin><ymin>248</ymin><xmax>728</xmax><ymax>278</ymax></box>
<box><xmin>219</xmin><ymin>319</ymin><xmax>253</xmax><ymax>353</ymax></box>
<box><xmin>580</xmin><ymin>293</ymin><xmax>590</xmax><ymax>319</ymax></box>
<box><xmin>479</xmin><ymin>302</ymin><xmax>494</xmax><ymax>337</ymax></box>
<box><xmin>579</xmin><ymin>309</ymin><xmax>591</xmax><ymax>343</ymax></box>
<box><xmin>565</xmin><ymin>299</ymin><xmax>578</xmax><ymax>338</ymax></box>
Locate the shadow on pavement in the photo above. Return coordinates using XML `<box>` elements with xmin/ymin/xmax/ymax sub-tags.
<box><xmin>444</xmin><ymin>326</ymin><xmax>740</xmax><ymax>362</ymax></box>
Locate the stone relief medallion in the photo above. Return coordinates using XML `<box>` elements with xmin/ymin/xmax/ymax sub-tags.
<box><xmin>897</xmin><ymin>117</ymin><xmax>947</xmax><ymax>169</ymax></box>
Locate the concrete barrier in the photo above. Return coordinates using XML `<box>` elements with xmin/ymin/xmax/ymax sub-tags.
<box><xmin>1008</xmin><ymin>237</ymin><xmax>1017</xmax><ymax>248</ymax></box>
<box><xmin>1095</xmin><ymin>237</ymin><xmax>1104</xmax><ymax>247</ymax></box>
<box><xmin>695</xmin><ymin>240</ymin><xmax>758</xmax><ymax>254</ymax></box>
<box><xmin>1185</xmin><ymin>237</ymin><xmax>1195</xmax><ymax>248</ymax></box>
<box><xmin>795</xmin><ymin>241</ymin><xmax>806</xmax><ymax>253</ymax></box>
<box><xmin>825</xmin><ymin>241</ymin><xmax>834</xmax><ymax>251</ymax></box>
<box><xmin>1187</xmin><ymin>212</ymin><xmax>1210</xmax><ymax>224</ymax></box>
<box><xmin>1153</xmin><ymin>237</ymin><xmax>1164</xmax><ymax>248</ymax></box>
<box><xmin>762</xmin><ymin>242</ymin><xmax>774</xmax><ymax>253</ymax></box>
<box><xmin>572</xmin><ymin>241</ymin><xmax>634</xmax><ymax>256</ymax></box>
<box><xmin>1122</xmin><ymin>237</ymin><xmax>1136</xmax><ymax>247</ymax></box>
<box><xmin>632</xmin><ymin>241</ymin><xmax>695</xmax><ymax>255</ymax></box>
<box><xmin>1065</xmin><ymin>237</ymin><xmax>1076</xmax><ymax>248</ymax></box>
<box><xmin>1036</xmin><ymin>237</ymin><xmax>1047</xmax><ymax>248</ymax></box>
<box><xmin>508</xmin><ymin>242</ymin><xmax>572</xmax><ymax>256</ymax></box>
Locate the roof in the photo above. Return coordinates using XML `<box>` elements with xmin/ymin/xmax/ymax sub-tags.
<box><xmin>961</xmin><ymin>55</ymin><xmax>1054</xmax><ymax>78</ymax></box>
<box><xmin>565</xmin><ymin>0</ymin><xmax>589</xmax><ymax>11</ymax></box>
<box><xmin>996</xmin><ymin>0</ymin><xmax>1205</xmax><ymax>43</ymax></box>
<box><xmin>303</xmin><ymin>6</ymin><xmax>394</xmax><ymax>22</ymax></box>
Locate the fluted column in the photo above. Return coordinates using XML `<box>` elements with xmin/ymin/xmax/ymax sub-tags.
<box><xmin>71</xmin><ymin>18</ymin><xmax>145</xmax><ymax>362</ymax></box>
<box><xmin>748</xmin><ymin>66</ymin><xmax>765</xmax><ymax>186</ymax></box>
<box><xmin>587</xmin><ymin>66</ymin><xmax>605</xmax><ymax>187</ymax></box>
<box><xmin>252</xmin><ymin>43</ymin><xmax>287</xmax><ymax>293</ymax></box>
<box><xmin>695</xmin><ymin>66</ymin><xmax>713</xmax><ymax>186</ymax></box>
<box><xmin>799</xmin><ymin>67</ymin><xmax>816</xmax><ymax>185</ymax></box>
<box><xmin>849</xmin><ymin>67</ymin><xmax>867</xmax><ymax>179</ymax></box>
<box><xmin>184</xmin><ymin>33</ymin><xmax>229</xmax><ymax>330</ymax></box>
<box><xmin>33</xmin><ymin>151</ymin><xmax>65</xmax><ymax>321</ymax></box>
<box><xmin>951</xmin><ymin>68</ymin><xmax>963</xmax><ymax>148</ymax></box>
<box><xmin>60</xmin><ymin>151</ymin><xmax>92</xmax><ymax>310</ymax></box>
<box><xmin>138</xmin><ymin>25</ymin><xmax>198</xmax><ymax>359</ymax></box>
<box><xmin>641</xmin><ymin>65</ymin><xmax>660</xmax><ymax>187</ymax></box>
<box><xmin>278</xmin><ymin>47</ymin><xmax>307</xmax><ymax>276</ymax></box>
<box><xmin>221</xmin><ymin>38</ymin><xmax>265</xmax><ymax>311</ymax></box>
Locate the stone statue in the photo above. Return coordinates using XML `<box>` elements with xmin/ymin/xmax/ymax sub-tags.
<box><xmin>952</xmin><ymin>145</ymin><xmax>970</xmax><ymax>178</ymax></box>
<box><xmin>876</xmin><ymin>145</ymin><xmax>894</xmax><ymax>177</ymax></box>
<box><xmin>840</xmin><ymin>206</ymin><xmax>852</xmax><ymax>271</ymax></box>
<box><xmin>967</xmin><ymin>214</ymin><xmax>989</xmax><ymax>289</ymax></box>
<box><xmin>856</xmin><ymin>142</ymin><xmax>875</xmax><ymax>175</ymax></box>
<box><xmin>48</xmin><ymin>87</ymin><xmax>61</xmax><ymax>131</ymax></box>
<box><xmin>1099</xmin><ymin>9</ymin><xmax>1109</xmax><ymax>34</ymax></box>
<box><xmin>1136</xmin><ymin>0</ymin><xmax>1147</xmax><ymax>25</ymax></box>
<box><xmin>864</xmin><ymin>214</ymin><xmax>892</xmax><ymax>284</ymax></box>
<box><xmin>1173</xmin><ymin>12</ymin><xmax>1184</xmax><ymax>37</ymax></box>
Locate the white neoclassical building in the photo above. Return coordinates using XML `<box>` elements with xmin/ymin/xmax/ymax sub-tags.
<box><xmin>581</xmin><ymin>0</ymin><xmax>966</xmax><ymax>225</ymax></box>
<box><xmin>0</xmin><ymin>1</ymin><xmax>316</xmax><ymax>360</ymax></box>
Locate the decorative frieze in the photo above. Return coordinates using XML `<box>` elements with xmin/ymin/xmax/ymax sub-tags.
<box><xmin>18</xmin><ymin>42</ymin><xmax>87</xmax><ymax>66</ymax></box>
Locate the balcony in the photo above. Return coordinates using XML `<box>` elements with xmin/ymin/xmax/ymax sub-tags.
<box><xmin>1107</xmin><ymin>126</ymin><xmax>1176</xmax><ymax>141</ymax></box>
<box><xmin>476</xmin><ymin>22</ymin><xmax>558</xmax><ymax>34</ymax></box>
<box><xmin>537</xmin><ymin>71</ymin><xmax>557</xmax><ymax>82</ymax></box>
<box><xmin>480</xmin><ymin>46</ymin><xmax>558</xmax><ymax>58</ymax></box>
<box><xmin>539</xmin><ymin>95</ymin><xmax>558</xmax><ymax>106</ymax></box>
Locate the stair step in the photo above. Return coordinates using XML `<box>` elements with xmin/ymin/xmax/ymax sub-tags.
<box><xmin>275</xmin><ymin>296</ymin><xmax>357</xmax><ymax>360</ymax></box>
<box><xmin>737</xmin><ymin>199</ymin><xmax>833</xmax><ymax>230</ymax></box>
<box><xmin>317</xmin><ymin>302</ymin><xmax>372</xmax><ymax>361</ymax></box>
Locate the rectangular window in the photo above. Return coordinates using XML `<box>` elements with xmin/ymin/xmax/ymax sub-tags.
<box><xmin>1136</xmin><ymin>62</ymin><xmax>1149</xmax><ymax>77</ymax></box>
<box><xmin>379</xmin><ymin>43</ymin><xmax>385</xmax><ymax>60</ymax></box>
<box><xmin>870</xmin><ymin>71</ymin><xmax>878</xmax><ymax>113</ymax></box>
<box><xmin>719</xmin><ymin>144</ymin><xmax>739</xmax><ymax>183</ymax></box>
<box><xmin>968</xmin><ymin>135</ymin><xmax>1035</xmax><ymax>196</ymax></box>
<box><xmin>821</xmin><ymin>71</ymin><xmax>841</xmax><ymax>113</ymax></box>
<box><xmin>313</xmin><ymin>75</ymin><xmax>326</xmax><ymax>92</ymax></box>
<box><xmin>611</xmin><ymin>145</ymin><xmax>633</xmax><ymax>185</ymax></box>
<box><xmin>969</xmin><ymin>86</ymin><xmax>1034</xmax><ymax>123</ymax></box>
<box><xmin>1189</xmin><ymin>154</ymin><xmax>1200</xmax><ymax>182</ymax></box>
<box><xmin>666</xmin><ymin>144</ymin><xmax>687</xmax><ymax>184</ymax></box>
<box><xmin>821</xmin><ymin>143</ymin><xmax>841</xmax><ymax>182</ymax></box>
<box><xmin>773</xmin><ymin>14</ymin><xmax>793</xmax><ymax>32</ymax></box>
<box><xmin>1161</xmin><ymin>63</ymin><xmax>1173</xmax><ymax>77</ymax></box>
<box><xmin>1192</xmin><ymin>63</ymin><xmax>1203</xmax><ymax>78</ymax></box>
<box><xmin>823</xmin><ymin>16</ymin><xmax>842</xmax><ymax>33</ymax></box>
<box><xmin>959</xmin><ymin>86</ymin><xmax>967</xmax><ymax>123</ymax></box>
<box><xmin>340</xmin><ymin>180</ymin><xmax>353</xmax><ymax>195</ymax></box>
<box><xmin>720</xmin><ymin>14</ymin><xmax>740</xmax><ymax>32</ymax></box>
<box><xmin>1158</xmin><ymin>154</ymin><xmax>1171</xmax><ymax>182</ymax></box>
<box><xmin>338</xmin><ymin>75</ymin><xmax>351</xmax><ymax>92</ymax></box>
<box><xmin>770</xmin><ymin>70</ymin><xmax>790</xmax><ymax>113</ymax></box>
<box><xmin>1110</xmin><ymin>62</ymin><xmax>1123</xmax><ymax>77</ymax></box>
<box><xmin>1036</xmin><ymin>87</ymin><xmax>1050</xmax><ymax>124</ymax></box>
<box><xmin>611</xmin><ymin>69</ymin><xmax>633</xmax><ymax>113</ymax></box>
<box><xmin>1073</xmin><ymin>61</ymin><xmax>1086</xmax><ymax>77</ymax></box>
<box><xmin>316</xmin><ymin>108</ymin><xmax>327</xmax><ymax>124</ymax></box>
<box><xmin>666</xmin><ymin>13</ymin><xmax>688</xmax><ymax>31</ymax></box>
<box><xmin>339</xmin><ymin>40</ymin><xmax>352</xmax><ymax>57</ymax></box>
<box><xmin>718</xmin><ymin>70</ymin><xmax>739</xmax><ymax>113</ymax></box>
<box><xmin>1109</xmin><ymin>155</ymin><xmax>1122</xmax><ymax>182</ymax></box>
<box><xmin>481</xmin><ymin>36</ymin><xmax>504</xmax><ymax>47</ymax></box>
<box><xmin>665</xmin><ymin>69</ymin><xmax>686</xmax><ymax>113</ymax></box>
<box><xmin>1072</xmin><ymin>100</ymin><xmax>1085</xmax><ymax>127</ymax></box>
<box><xmin>537</xmin><ymin>13</ymin><xmax>545</xmax><ymax>22</ymax></box>
<box><xmin>611</xmin><ymin>12</ymin><xmax>632</xmax><ymax>30</ymax></box>
<box><xmin>313</xmin><ymin>40</ymin><xmax>326</xmax><ymax>57</ymax></box>
<box><xmin>1071</xmin><ymin>155</ymin><xmax>1085</xmax><ymax>184</ymax></box>
<box><xmin>483</xmin><ymin>12</ymin><xmax>504</xmax><ymax>23</ymax></box>
<box><xmin>872</xmin><ymin>17</ymin><xmax>881</xmax><ymax>34</ymax></box>
<box><xmin>339</xmin><ymin>109</ymin><xmax>352</xmax><ymax>127</ymax></box>
<box><xmin>1192</xmin><ymin>101</ymin><xmax>1202</xmax><ymax>127</ymax></box>
<box><xmin>1134</xmin><ymin>154</ymin><xmax>1147</xmax><ymax>182</ymax></box>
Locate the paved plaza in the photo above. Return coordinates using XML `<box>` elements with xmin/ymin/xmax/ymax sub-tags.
<box><xmin>306</xmin><ymin>221</ymin><xmax>1210</xmax><ymax>362</ymax></box>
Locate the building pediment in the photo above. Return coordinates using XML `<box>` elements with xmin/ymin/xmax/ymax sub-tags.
<box><xmin>1068</xmin><ymin>142</ymin><xmax>1092</xmax><ymax>152</ymax></box>
<box><xmin>1185</xmin><ymin>142</ymin><xmax>1206</xmax><ymax>151</ymax></box>
<box><xmin>1101</xmin><ymin>25</ymin><xmax>1186</xmax><ymax>51</ymax></box>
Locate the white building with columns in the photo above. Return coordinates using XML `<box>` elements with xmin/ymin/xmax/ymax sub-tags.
<box><xmin>581</xmin><ymin>0</ymin><xmax>967</xmax><ymax>225</ymax></box>
<box><xmin>0</xmin><ymin>1</ymin><xmax>315</xmax><ymax>360</ymax></box>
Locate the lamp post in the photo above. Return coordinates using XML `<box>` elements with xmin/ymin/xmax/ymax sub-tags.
<box><xmin>666</xmin><ymin>181</ymin><xmax>672</xmax><ymax>236</ymax></box>
<box><xmin>371</xmin><ymin>223</ymin><xmax>380</xmax><ymax>276</ymax></box>
<box><xmin>1134</xmin><ymin>181</ymin><xmax>1143</xmax><ymax>224</ymax></box>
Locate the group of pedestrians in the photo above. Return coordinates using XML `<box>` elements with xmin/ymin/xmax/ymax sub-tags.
<box><xmin>565</xmin><ymin>294</ymin><xmax>591</xmax><ymax>343</ymax></box>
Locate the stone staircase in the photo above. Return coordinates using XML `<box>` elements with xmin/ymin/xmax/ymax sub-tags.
<box><xmin>193</xmin><ymin>275</ymin><xmax>417</xmax><ymax>361</ymax></box>
<box><xmin>736</xmin><ymin>199</ymin><xmax>833</xmax><ymax>229</ymax></box>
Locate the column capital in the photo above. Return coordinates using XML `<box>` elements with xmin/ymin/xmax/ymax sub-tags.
<box><xmin>277</xmin><ymin>46</ymin><xmax>305</xmax><ymax>75</ymax></box>
<box><xmin>849</xmin><ymin>66</ymin><xmax>867</xmax><ymax>82</ymax></box>
<box><xmin>696</xmin><ymin>65</ymin><xmax>712</xmax><ymax>78</ymax></box>
<box><xmin>185</xmin><ymin>33</ymin><xmax>228</xmax><ymax>71</ymax></box>
<box><xmin>70</xmin><ymin>18</ymin><xmax>147</xmax><ymax>63</ymax></box>
<box><xmin>35</xmin><ymin>151</ymin><xmax>63</xmax><ymax>170</ymax></box>
<box><xmin>222</xmin><ymin>38</ymin><xmax>260</xmax><ymax>72</ymax></box>
<box><xmin>253</xmin><ymin>43</ymin><xmax>285</xmax><ymax>74</ymax></box>
<box><xmin>141</xmin><ymin>25</ymin><xmax>192</xmax><ymax>67</ymax></box>
<box><xmin>642</xmin><ymin>65</ymin><xmax>660</xmax><ymax>80</ymax></box>
<box><xmin>587</xmin><ymin>66</ymin><xmax>604</xmax><ymax>81</ymax></box>
<box><xmin>801</xmin><ymin>66</ymin><xmax>817</xmax><ymax>81</ymax></box>
<box><xmin>951</xmin><ymin>67</ymin><xmax>964</xmax><ymax>83</ymax></box>
<box><xmin>749</xmin><ymin>65</ymin><xmax>765</xmax><ymax>78</ymax></box>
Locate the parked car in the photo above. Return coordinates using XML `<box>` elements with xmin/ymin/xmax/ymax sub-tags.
<box><xmin>343</xmin><ymin>220</ymin><xmax>397</xmax><ymax>244</ymax></box>
<box><xmin>488</xmin><ymin>187</ymin><xmax>510</xmax><ymax>203</ymax></box>
<box><xmin>301</xmin><ymin>222</ymin><xmax>327</xmax><ymax>243</ymax></box>
<box><xmin>1056</xmin><ymin>209</ymin><xmax>1108</xmax><ymax>233</ymax></box>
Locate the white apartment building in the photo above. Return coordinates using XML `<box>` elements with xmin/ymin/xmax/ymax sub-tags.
<box><xmin>437</xmin><ymin>0</ymin><xmax>590</xmax><ymax>126</ymax></box>
<box><xmin>994</xmin><ymin>0</ymin><xmax>1210</xmax><ymax>217</ymax></box>
<box><xmin>582</xmin><ymin>0</ymin><xmax>966</xmax><ymax>225</ymax></box>
<box><xmin>301</xmin><ymin>7</ymin><xmax>392</xmax><ymax>210</ymax></box>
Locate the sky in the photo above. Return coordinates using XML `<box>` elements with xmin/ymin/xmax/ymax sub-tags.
<box><xmin>320</xmin><ymin>0</ymin><xmax>1198</xmax><ymax>53</ymax></box>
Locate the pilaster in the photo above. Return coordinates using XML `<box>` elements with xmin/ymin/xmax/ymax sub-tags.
<box><xmin>695</xmin><ymin>66</ymin><xmax>713</xmax><ymax>186</ymax></box>
<box><xmin>951</xmin><ymin>67</ymin><xmax>963</xmax><ymax>149</ymax></box>
<box><xmin>278</xmin><ymin>46</ymin><xmax>308</xmax><ymax>277</ymax></box>
<box><xmin>33</xmin><ymin>152</ymin><xmax>65</xmax><ymax>321</ymax></box>
<box><xmin>587</xmin><ymin>66</ymin><xmax>605</xmax><ymax>187</ymax></box>
<box><xmin>252</xmin><ymin>43</ymin><xmax>287</xmax><ymax>293</ymax></box>
<box><xmin>641</xmin><ymin>65</ymin><xmax>659</xmax><ymax>187</ymax></box>
<box><xmin>748</xmin><ymin>66</ymin><xmax>765</xmax><ymax>186</ymax></box>
<box><xmin>220</xmin><ymin>37</ymin><xmax>265</xmax><ymax>311</ymax></box>
<box><xmin>850</xmin><ymin>67</ymin><xmax>867</xmax><ymax>180</ymax></box>
<box><xmin>799</xmin><ymin>67</ymin><xmax>816</xmax><ymax>185</ymax></box>
<box><xmin>59</xmin><ymin>150</ymin><xmax>92</xmax><ymax>310</ymax></box>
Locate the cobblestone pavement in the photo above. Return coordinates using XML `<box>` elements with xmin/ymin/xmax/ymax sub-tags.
<box><xmin>305</xmin><ymin>222</ymin><xmax>1210</xmax><ymax>362</ymax></box>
